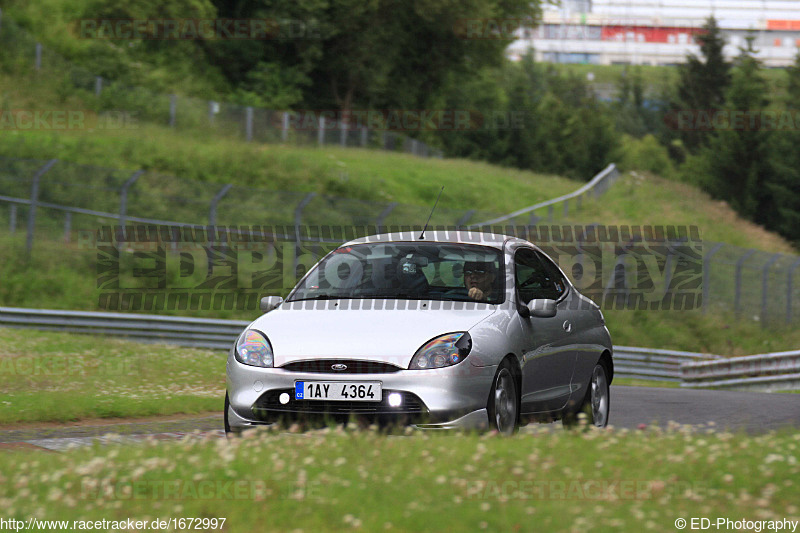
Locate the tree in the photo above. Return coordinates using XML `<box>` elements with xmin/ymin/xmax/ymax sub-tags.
<box><xmin>306</xmin><ymin>0</ymin><xmax>539</xmax><ymax>113</ymax></box>
<box><xmin>700</xmin><ymin>35</ymin><xmax>773</xmax><ymax>223</ymax></box>
<box><xmin>614</xmin><ymin>66</ymin><xmax>660</xmax><ymax>138</ymax></box>
<box><xmin>765</xmin><ymin>52</ymin><xmax>800</xmax><ymax>243</ymax></box>
<box><xmin>672</xmin><ymin>16</ymin><xmax>731</xmax><ymax>153</ymax></box>
<box><xmin>436</xmin><ymin>53</ymin><xmax>619</xmax><ymax>180</ymax></box>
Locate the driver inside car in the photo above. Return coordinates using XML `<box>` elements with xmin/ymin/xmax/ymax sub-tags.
<box><xmin>463</xmin><ymin>261</ymin><xmax>497</xmax><ymax>302</ymax></box>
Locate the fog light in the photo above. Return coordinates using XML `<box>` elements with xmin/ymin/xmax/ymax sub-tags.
<box><xmin>388</xmin><ymin>393</ymin><xmax>402</xmax><ymax>407</ymax></box>
<box><xmin>279</xmin><ymin>393</ymin><xmax>290</xmax><ymax>405</ymax></box>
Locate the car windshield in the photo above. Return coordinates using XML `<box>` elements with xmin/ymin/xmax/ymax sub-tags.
<box><xmin>288</xmin><ymin>242</ymin><xmax>505</xmax><ymax>304</ymax></box>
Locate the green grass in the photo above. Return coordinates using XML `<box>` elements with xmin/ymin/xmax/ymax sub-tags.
<box><xmin>603</xmin><ymin>308</ymin><xmax>800</xmax><ymax>356</ymax></box>
<box><xmin>1</xmin><ymin>426</ymin><xmax>798</xmax><ymax>531</ymax></box>
<box><xmin>570</xmin><ymin>171</ymin><xmax>797</xmax><ymax>254</ymax></box>
<box><xmin>0</xmin><ymin>126</ymin><xmax>577</xmax><ymax>215</ymax></box>
<box><xmin>612</xmin><ymin>377</ymin><xmax>680</xmax><ymax>389</ymax></box>
<box><xmin>0</xmin><ymin>328</ymin><xmax>224</xmax><ymax>424</ymax></box>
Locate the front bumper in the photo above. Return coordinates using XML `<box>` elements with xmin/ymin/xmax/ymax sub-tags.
<box><xmin>226</xmin><ymin>350</ymin><xmax>496</xmax><ymax>431</ymax></box>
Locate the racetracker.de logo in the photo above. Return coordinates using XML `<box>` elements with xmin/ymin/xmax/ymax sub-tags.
<box><xmin>664</xmin><ymin>109</ymin><xmax>800</xmax><ymax>131</ymax></box>
<box><xmin>76</xmin><ymin>18</ymin><xmax>321</xmax><ymax>40</ymax></box>
<box><xmin>0</xmin><ymin>110</ymin><xmax>138</xmax><ymax>131</ymax></box>
<box><xmin>281</xmin><ymin>110</ymin><xmax>523</xmax><ymax>131</ymax></box>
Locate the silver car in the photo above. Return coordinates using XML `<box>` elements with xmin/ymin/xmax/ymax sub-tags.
<box><xmin>225</xmin><ymin>231</ymin><xmax>613</xmax><ymax>434</ymax></box>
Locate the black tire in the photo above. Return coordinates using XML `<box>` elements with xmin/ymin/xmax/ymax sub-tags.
<box><xmin>487</xmin><ymin>361</ymin><xmax>520</xmax><ymax>435</ymax></box>
<box><xmin>562</xmin><ymin>359</ymin><xmax>611</xmax><ymax>429</ymax></box>
<box><xmin>224</xmin><ymin>393</ymin><xmax>232</xmax><ymax>436</ymax></box>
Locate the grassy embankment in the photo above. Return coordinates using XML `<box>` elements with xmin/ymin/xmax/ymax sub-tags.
<box><xmin>1</xmin><ymin>426</ymin><xmax>798</xmax><ymax>532</ymax></box>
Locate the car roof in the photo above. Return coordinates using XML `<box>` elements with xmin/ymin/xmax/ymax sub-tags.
<box><xmin>343</xmin><ymin>230</ymin><xmax>533</xmax><ymax>250</ymax></box>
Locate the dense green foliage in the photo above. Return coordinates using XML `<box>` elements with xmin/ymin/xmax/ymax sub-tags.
<box><xmin>674</xmin><ymin>32</ymin><xmax>800</xmax><ymax>244</ymax></box>
<box><xmin>671</xmin><ymin>17</ymin><xmax>732</xmax><ymax>154</ymax></box>
<box><xmin>1</xmin><ymin>5</ymin><xmax>798</xmax><ymax>243</ymax></box>
<box><xmin>2</xmin><ymin>0</ymin><xmax>620</xmax><ymax>182</ymax></box>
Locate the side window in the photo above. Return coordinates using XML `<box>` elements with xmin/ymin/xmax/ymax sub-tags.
<box><xmin>536</xmin><ymin>252</ymin><xmax>568</xmax><ymax>299</ymax></box>
<box><xmin>515</xmin><ymin>248</ymin><xmax>558</xmax><ymax>304</ymax></box>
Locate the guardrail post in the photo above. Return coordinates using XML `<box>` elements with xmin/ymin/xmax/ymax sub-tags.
<box><xmin>528</xmin><ymin>211</ymin><xmax>540</xmax><ymax>226</ymax></box>
<box><xmin>548</xmin><ymin>205</ymin><xmax>554</xmax><ymax>222</ymax></box>
<box><xmin>293</xmin><ymin>192</ymin><xmax>316</xmax><ymax>276</ymax></box>
<box><xmin>25</xmin><ymin>159</ymin><xmax>57</xmax><ymax>257</ymax></box>
<box><xmin>245</xmin><ymin>106</ymin><xmax>253</xmax><ymax>142</ymax></box>
<box><xmin>208</xmin><ymin>184</ymin><xmax>233</xmax><ymax>242</ymax></box>
<box><xmin>208</xmin><ymin>101</ymin><xmax>216</xmax><ymax>125</ymax></box>
<box><xmin>63</xmin><ymin>212</ymin><xmax>71</xmax><ymax>242</ymax></box>
<box><xmin>318</xmin><ymin>117</ymin><xmax>325</xmax><ymax>146</ymax></box>
<box><xmin>702</xmin><ymin>242</ymin><xmax>724</xmax><ymax>314</ymax></box>
<box><xmin>119</xmin><ymin>170</ymin><xmax>143</xmax><ymax>232</ymax></box>
<box><xmin>563</xmin><ymin>199</ymin><xmax>569</xmax><ymax>218</ymax></box>
<box><xmin>761</xmin><ymin>254</ymin><xmax>781</xmax><ymax>326</ymax></box>
<box><xmin>456</xmin><ymin>209</ymin><xmax>476</xmax><ymax>228</ymax></box>
<box><xmin>35</xmin><ymin>43</ymin><xmax>42</xmax><ymax>71</ymax></box>
<box><xmin>9</xmin><ymin>205</ymin><xmax>16</xmax><ymax>234</ymax></box>
<box><xmin>787</xmin><ymin>258</ymin><xmax>800</xmax><ymax>324</ymax></box>
<box><xmin>95</xmin><ymin>76</ymin><xmax>103</xmax><ymax>97</ymax></box>
<box><xmin>734</xmin><ymin>249</ymin><xmax>756</xmax><ymax>318</ymax></box>
<box><xmin>282</xmin><ymin>112</ymin><xmax>289</xmax><ymax>142</ymax></box>
<box><xmin>169</xmin><ymin>95</ymin><xmax>177</xmax><ymax>127</ymax></box>
<box><xmin>376</xmin><ymin>202</ymin><xmax>398</xmax><ymax>232</ymax></box>
<box><xmin>294</xmin><ymin>193</ymin><xmax>316</xmax><ymax>243</ymax></box>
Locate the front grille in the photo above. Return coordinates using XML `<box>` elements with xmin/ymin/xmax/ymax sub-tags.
<box><xmin>280</xmin><ymin>359</ymin><xmax>403</xmax><ymax>374</ymax></box>
<box><xmin>252</xmin><ymin>389</ymin><xmax>427</xmax><ymax>418</ymax></box>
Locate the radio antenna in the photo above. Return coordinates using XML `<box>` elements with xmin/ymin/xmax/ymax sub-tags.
<box><xmin>419</xmin><ymin>186</ymin><xmax>444</xmax><ymax>240</ymax></box>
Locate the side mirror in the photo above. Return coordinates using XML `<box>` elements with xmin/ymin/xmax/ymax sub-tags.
<box><xmin>527</xmin><ymin>299</ymin><xmax>557</xmax><ymax>318</ymax></box>
<box><xmin>260</xmin><ymin>296</ymin><xmax>284</xmax><ymax>313</ymax></box>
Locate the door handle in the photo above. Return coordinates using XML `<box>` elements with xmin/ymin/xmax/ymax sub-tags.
<box><xmin>562</xmin><ymin>320</ymin><xmax>572</xmax><ymax>333</ymax></box>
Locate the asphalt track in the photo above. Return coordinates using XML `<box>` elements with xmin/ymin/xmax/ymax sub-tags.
<box><xmin>1</xmin><ymin>386</ymin><xmax>798</xmax><ymax>451</ymax></box>
<box><xmin>609</xmin><ymin>385</ymin><xmax>800</xmax><ymax>432</ymax></box>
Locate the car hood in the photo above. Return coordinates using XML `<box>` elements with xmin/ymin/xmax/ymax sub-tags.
<box><xmin>248</xmin><ymin>302</ymin><xmax>497</xmax><ymax>368</ymax></box>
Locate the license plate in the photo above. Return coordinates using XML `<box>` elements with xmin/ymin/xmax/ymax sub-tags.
<box><xmin>295</xmin><ymin>381</ymin><xmax>382</xmax><ymax>401</ymax></box>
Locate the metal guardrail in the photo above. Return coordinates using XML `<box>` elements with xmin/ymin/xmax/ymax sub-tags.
<box><xmin>1</xmin><ymin>307</ymin><xmax>798</xmax><ymax>391</ymax></box>
<box><xmin>613</xmin><ymin>346</ymin><xmax>723</xmax><ymax>382</ymax></box>
<box><xmin>472</xmin><ymin>164</ymin><xmax>620</xmax><ymax>227</ymax></box>
<box><xmin>681</xmin><ymin>350</ymin><xmax>800</xmax><ymax>392</ymax></box>
<box><xmin>0</xmin><ymin>307</ymin><xmax>247</xmax><ymax>351</ymax></box>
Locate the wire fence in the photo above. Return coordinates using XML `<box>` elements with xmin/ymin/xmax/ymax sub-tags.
<box><xmin>1</xmin><ymin>156</ymin><xmax>799</xmax><ymax>326</ymax></box>
<box><xmin>0</xmin><ymin>158</ymin><xmax>623</xmax><ymax>246</ymax></box>
<box><xmin>0</xmin><ymin>9</ymin><xmax>442</xmax><ymax>157</ymax></box>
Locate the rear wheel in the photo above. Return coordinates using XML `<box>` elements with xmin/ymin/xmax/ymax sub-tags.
<box><xmin>488</xmin><ymin>361</ymin><xmax>519</xmax><ymax>435</ymax></box>
<box><xmin>563</xmin><ymin>360</ymin><xmax>610</xmax><ymax>428</ymax></box>
<box><xmin>588</xmin><ymin>362</ymin><xmax>611</xmax><ymax>427</ymax></box>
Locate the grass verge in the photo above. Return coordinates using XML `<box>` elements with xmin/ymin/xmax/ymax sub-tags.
<box><xmin>1</xmin><ymin>426</ymin><xmax>798</xmax><ymax>531</ymax></box>
<box><xmin>0</xmin><ymin>328</ymin><xmax>224</xmax><ymax>425</ymax></box>
<box><xmin>0</xmin><ymin>321</ymin><xmax>797</xmax><ymax>427</ymax></box>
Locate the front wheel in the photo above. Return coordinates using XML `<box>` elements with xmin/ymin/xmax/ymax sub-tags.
<box><xmin>224</xmin><ymin>393</ymin><xmax>232</xmax><ymax>436</ymax></box>
<box><xmin>488</xmin><ymin>362</ymin><xmax>519</xmax><ymax>435</ymax></box>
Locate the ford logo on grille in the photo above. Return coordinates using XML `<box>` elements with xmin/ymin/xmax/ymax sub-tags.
<box><xmin>331</xmin><ymin>364</ymin><xmax>348</xmax><ymax>371</ymax></box>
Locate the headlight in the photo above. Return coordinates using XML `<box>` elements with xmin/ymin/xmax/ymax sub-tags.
<box><xmin>235</xmin><ymin>329</ymin><xmax>274</xmax><ymax>368</ymax></box>
<box><xmin>409</xmin><ymin>333</ymin><xmax>471</xmax><ymax>370</ymax></box>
